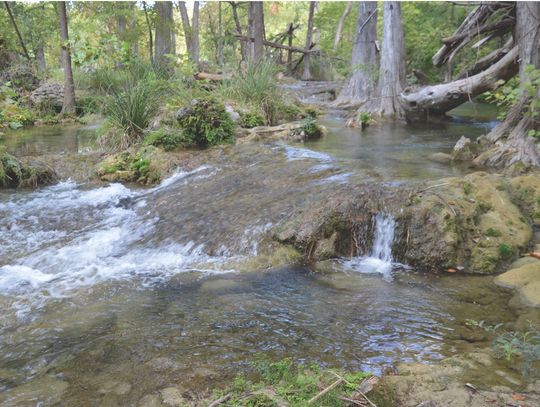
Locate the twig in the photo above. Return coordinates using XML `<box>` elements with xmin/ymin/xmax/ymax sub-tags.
<box><xmin>339</xmin><ymin>396</ymin><xmax>365</xmax><ymax>406</ymax></box>
<box><xmin>208</xmin><ymin>393</ymin><xmax>231</xmax><ymax>407</ymax></box>
<box><xmin>307</xmin><ymin>378</ymin><xmax>343</xmax><ymax>404</ymax></box>
<box><xmin>416</xmin><ymin>182</ymin><xmax>451</xmax><ymax>194</ymax></box>
<box><xmin>330</xmin><ymin>372</ymin><xmax>378</xmax><ymax>407</ymax></box>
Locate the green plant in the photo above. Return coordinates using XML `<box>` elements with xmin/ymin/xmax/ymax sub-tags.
<box><xmin>239</xmin><ymin>111</ymin><xmax>265</xmax><ymax>128</ymax></box>
<box><xmin>218</xmin><ymin>62</ymin><xmax>282</xmax><ymax>125</ymax></box>
<box><xmin>498</xmin><ymin>243</ymin><xmax>513</xmax><ymax>260</ymax></box>
<box><xmin>130</xmin><ymin>155</ymin><xmax>151</xmax><ymax>180</ymax></box>
<box><xmin>358</xmin><ymin>111</ymin><xmax>373</xmax><ymax>124</ymax></box>
<box><xmin>463</xmin><ymin>182</ymin><xmax>473</xmax><ymax>195</ymax></box>
<box><xmin>485</xmin><ymin>228</ymin><xmax>501</xmax><ymax>237</ymax></box>
<box><xmin>144</xmin><ymin>128</ymin><xmax>183</xmax><ymax>151</ymax></box>
<box><xmin>177</xmin><ymin>97</ymin><xmax>235</xmax><ymax>147</ymax></box>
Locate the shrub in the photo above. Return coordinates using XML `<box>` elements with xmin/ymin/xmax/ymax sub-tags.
<box><xmin>144</xmin><ymin>128</ymin><xmax>183</xmax><ymax>151</ymax></box>
<box><xmin>499</xmin><ymin>243</ymin><xmax>513</xmax><ymax>260</ymax></box>
<box><xmin>239</xmin><ymin>111</ymin><xmax>265</xmax><ymax>128</ymax></box>
<box><xmin>177</xmin><ymin>97</ymin><xmax>235</xmax><ymax>147</ymax></box>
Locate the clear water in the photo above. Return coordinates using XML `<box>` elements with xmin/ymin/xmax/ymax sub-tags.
<box><xmin>0</xmin><ymin>103</ymin><xmax>522</xmax><ymax>405</ymax></box>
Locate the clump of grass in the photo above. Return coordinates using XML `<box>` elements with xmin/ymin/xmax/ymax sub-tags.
<box><xmin>218</xmin><ymin>62</ymin><xmax>282</xmax><ymax>125</ymax></box>
<box><xmin>239</xmin><ymin>111</ymin><xmax>265</xmax><ymax>128</ymax></box>
<box><xmin>498</xmin><ymin>243</ymin><xmax>513</xmax><ymax>260</ymax></box>
<box><xmin>485</xmin><ymin>227</ymin><xmax>502</xmax><ymax>237</ymax></box>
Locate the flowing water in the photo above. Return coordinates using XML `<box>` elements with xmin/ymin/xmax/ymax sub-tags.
<box><xmin>0</xmin><ymin>102</ymin><xmax>522</xmax><ymax>405</ymax></box>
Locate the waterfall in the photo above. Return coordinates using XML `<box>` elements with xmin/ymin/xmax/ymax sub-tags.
<box><xmin>345</xmin><ymin>213</ymin><xmax>396</xmax><ymax>281</ymax></box>
<box><xmin>370</xmin><ymin>213</ymin><xmax>396</xmax><ymax>263</ymax></box>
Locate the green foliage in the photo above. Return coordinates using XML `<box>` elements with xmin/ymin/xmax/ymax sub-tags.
<box><xmin>483</xmin><ymin>77</ymin><xmax>520</xmax><ymax>120</ymax></box>
<box><xmin>0</xmin><ymin>83</ymin><xmax>35</xmax><ymax>129</ymax></box>
<box><xmin>130</xmin><ymin>155</ymin><xmax>151</xmax><ymax>180</ymax></box>
<box><xmin>176</xmin><ymin>97</ymin><xmax>235</xmax><ymax>147</ymax></box>
<box><xmin>485</xmin><ymin>228</ymin><xmax>502</xmax><ymax>237</ymax></box>
<box><xmin>239</xmin><ymin>111</ymin><xmax>265</xmax><ymax>128</ymax></box>
<box><xmin>0</xmin><ymin>147</ymin><xmax>22</xmax><ymax>187</ymax></box>
<box><xmin>218</xmin><ymin>62</ymin><xmax>282</xmax><ymax>125</ymax></box>
<box><xmin>463</xmin><ymin>182</ymin><xmax>473</xmax><ymax>195</ymax></box>
<box><xmin>357</xmin><ymin>111</ymin><xmax>373</xmax><ymax>125</ymax></box>
<box><xmin>216</xmin><ymin>358</ymin><xmax>373</xmax><ymax>407</ymax></box>
<box><xmin>498</xmin><ymin>243</ymin><xmax>512</xmax><ymax>260</ymax></box>
<box><xmin>144</xmin><ymin>128</ymin><xmax>183</xmax><ymax>151</ymax></box>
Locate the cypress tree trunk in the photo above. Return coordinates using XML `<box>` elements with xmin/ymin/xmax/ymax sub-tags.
<box><xmin>472</xmin><ymin>2</ymin><xmax>540</xmax><ymax>170</ymax></box>
<box><xmin>301</xmin><ymin>1</ymin><xmax>316</xmax><ymax>81</ymax></box>
<box><xmin>335</xmin><ymin>1</ymin><xmax>378</xmax><ymax>107</ymax></box>
<box><xmin>365</xmin><ymin>1</ymin><xmax>406</xmax><ymax>118</ymax></box>
<box><xmin>192</xmin><ymin>1</ymin><xmax>200</xmax><ymax>65</ymax></box>
<box><xmin>57</xmin><ymin>1</ymin><xmax>75</xmax><ymax>115</ymax></box>
<box><xmin>250</xmin><ymin>1</ymin><xmax>265</xmax><ymax>63</ymax></box>
<box><xmin>230</xmin><ymin>1</ymin><xmax>247</xmax><ymax>61</ymax></box>
<box><xmin>35</xmin><ymin>44</ymin><xmax>46</xmax><ymax>74</ymax></box>
<box><xmin>333</xmin><ymin>2</ymin><xmax>352</xmax><ymax>51</ymax></box>
<box><xmin>154</xmin><ymin>1</ymin><xmax>175</xmax><ymax>72</ymax></box>
<box><xmin>142</xmin><ymin>1</ymin><xmax>153</xmax><ymax>63</ymax></box>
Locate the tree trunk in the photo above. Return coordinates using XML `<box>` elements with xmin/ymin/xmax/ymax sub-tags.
<box><xmin>335</xmin><ymin>1</ymin><xmax>378</xmax><ymax>107</ymax></box>
<box><xmin>249</xmin><ymin>1</ymin><xmax>265</xmax><ymax>63</ymax></box>
<box><xmin>365</xmin><ymin>1</ymin><xmax>406</xmax><ymax>118</ymax></box>
<box><xmin>4</xmin><ymin>1</ymin><xmax>31</xmax><ymax>60</ymax></box>
<box><xmin>35</xmin><ymin>44</ymin><xmax>46</xmax><ymax>74</ymax></box>
<box><xmin>217</xmin><ymin>2</ymin><xmax>224</xmax><ymax>66</ymax></box>
<box><xmin>333</xmin><ymin>2</ymin><xmax>352</xmax><ymax>51</ymax></box>
<box><xmin>192</xmin><ymin>1</ymin><xmax>200</xmax><ymax>66</ymax></box>
<box><xmin>178</xmin><ymin>1</ymin><xmax>192</xmax><ymax>59</ymax></box>
<box><xmin>57</xmin><ymin>1</ymin><xmax>75</xmax><ymax>115</ymax></box>
<box><xmin>302</xmin><ymin>1</ymin><xmax>316</xmax><ymax>81</ymax></box>
<box><xmin>472</xmin><ymin>2</ymin><xmax>540</xmax><ymax>170</ymax></box>
<box><xmin>154</xmin><ymin>1</ymin><xmax>175</xmax><ymax>72</ymax></box>
<box><xmin>401</xmin><ymin>46</ymin><xmax>518</xmax><ymax>120</ymax></box>
<box><xmin>142</xmin><ymin>1</ymin><xmax>153</xmax><ymax>63</ymax></box>
<box><xmin>229</xmin><ymin>1</ymin><xmax>246</xmax><ymax>61</ymax></box>
<box><xmin>130</xmin><ymin>2</ymin><xmax>138</xmax><ymax>56</ymax></box>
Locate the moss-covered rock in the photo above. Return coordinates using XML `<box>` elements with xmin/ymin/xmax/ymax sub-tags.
<box><xmin>495</xmin><ymin>262</ymin><xmax>540</xmax><ymax>308</ymax></box>
<box><xmin>510</xmin><ymin>174</ymin><xmax>540</xmax><ymax>226</ymax></box>
<box><xmin>0</xmin><ymin>149</ymin><xmax>57</xmax><ymax>188</ymax></box>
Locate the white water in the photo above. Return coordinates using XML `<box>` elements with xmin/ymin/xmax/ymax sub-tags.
<box><xmin>344</xmin><ymin>213</ymin><xmax>397</xmax><ymax>281</ymax></box>
<box><xmin>0</xmin><ymin>166</ymin><xmax>230</xmax><ymax>318</ymax></box>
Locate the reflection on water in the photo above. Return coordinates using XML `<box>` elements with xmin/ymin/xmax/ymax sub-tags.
<box><xmin>0</xmin><ymin>125</ymin><xmax>97</xmax><ymax>156</ymax></box>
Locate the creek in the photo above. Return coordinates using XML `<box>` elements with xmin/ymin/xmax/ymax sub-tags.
<box><xmin>0</xmin><ymin>101</ymin><xmax>522</xmax><ymax>405</ymax></box>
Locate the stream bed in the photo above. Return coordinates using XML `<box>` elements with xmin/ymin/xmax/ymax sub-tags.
<box><xmin>0</xmin><ymin>104</ymin><xmax>525</xmax><ymax>406</ymax></box>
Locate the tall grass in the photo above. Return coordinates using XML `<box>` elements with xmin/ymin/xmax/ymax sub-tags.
<box><xmin>99</xmin><ymin>59</ymin><xmax>166</xmax><ymax>151</ymax></box>
<box><xmin>218</xmin><ymin>62</ymin><xmax>282</xmax><ymax>125</ymax></box>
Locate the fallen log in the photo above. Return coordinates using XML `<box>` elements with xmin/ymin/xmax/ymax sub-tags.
<box><xmin>194</xmin><ymin>72</ymin><xmax>225</xmax><ymax>81</ymax></box>
<box><xmin>401</xmin><ymin>46</ymin><xmax>518</xmax><ymax>120</ymax></box>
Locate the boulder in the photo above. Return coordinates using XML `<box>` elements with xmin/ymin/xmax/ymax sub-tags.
<box><xmin>428</xmin><ymin>152</ymin><xmax>453</xmax><ymax>164</ymax></box>
<box><xmin>495</xmin><ymin>262</ymin><xmax>540</xmax><ymax>307</ymax></box>
<box><xmin>30</xmin><ymin>82</ymin><xmax>64</xmax><ymax>113</ymax></box>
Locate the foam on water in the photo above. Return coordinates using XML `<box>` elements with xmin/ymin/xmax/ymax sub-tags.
<box><xmin>282</xmin><ymin>144</ymin><xmax>333</xmax><ymax>162</ymax></box>
<box><xmin>344</xmin><ymin>213</ymin><xmax>397</xmax><ymax>282</ymax></box>
<box><xmin>0</xmin><ymin>166</ymin><xmax>227</xmax><ymax>317</ymax></box>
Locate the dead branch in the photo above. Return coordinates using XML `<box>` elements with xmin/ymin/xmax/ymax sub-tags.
<box><xmin>234</xmin><ymin>34</ymin><xmax>315</xmax><ymax>54</ymax></box>
<box><xmin>208</xmin><ymin>393</ymin><xmax>231</xmax><ymax>407</ymax></box>
<box><xmin>307</xmin><ymin>378</ymin><xmax>343</xmax><ymax>405</ymax></box>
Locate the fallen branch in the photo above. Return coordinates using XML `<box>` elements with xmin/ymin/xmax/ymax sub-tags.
<box><xmin>330</xmin><ymin>372</ymin><xmax>378</xmax><ymax>407</ymax></box>
<box><xmin>307</xmin><ymin>378</ymin><xmax>343</xmax><ymax>405</ymax></box>
<box><xmin>208</xmin><ymin>393</ymin><xmax>231</xmax><ymax>407</ymax></box>
<box><xmin>194</xmin><ymin>72</ymin><xmax>225</xmax><ymax>81</ymax></box>
<box><xmin>234</xmin><ymin>34</ymin><xmax>315</xmax><ymax>54</ymax></box>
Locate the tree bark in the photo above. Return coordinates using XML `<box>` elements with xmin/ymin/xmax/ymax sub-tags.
<box><xmin>401</xmin><ymin>46</ymin><xmax>518</xmax><ymax>119</ymax></box>
<box><xmin>178</xmin><ymin>1</ymin><xmax>192</xmax><ymax>59</ymax></box>
<box><xmin>249</xmin><ymin>1</ymin><xmax>265</xmax><ymax>63</ymax></box>
<box><xmin>333</xmin><ymin>1</ymin><xmax>352</xmax><ymax>51</ymax></box>
<box><xmin>142</xmin><ymin>1</ymin><xmax>153</xmax><ymax>63</ymax></box>
<box><xmin>4</xmin><ymin>1</ymin><xmax>31</xmax><ymax>60</ymax></box>
<box><xmin>154</xmin><ymin>1</ymin><xmax>175</xmax><ymax>72</ymax></box>
<box><xmin>229</xmin><ymin>1</ymin><xmax>246</xmax><ymax>61</ymax></box>
<box><xmin>335</xmin><ymin>1</ymin><xmax>378</xmax><ymax>107</ymax></box>
<box><xmin>57</xmin><ymin>1</ymin><xmax>75</xmax><ymax>115</ymax></box>
<box><xmin>35</xmin><ymin>44</ymin><xmax>46</xmax><ymax>73</ymax></box>
<box><xmin>365</xmin><ymin>1</ymin><xmax>406</xmax><ymax>118</ymax></box>
<box><xmin>192</xmin><ymin>1</ymin><xmax>200</xmax><ymax>65</ymax></box>
<box><xmin>472</xmin><ymin>2</ymin><xmax>540</xmax><ymax>170</ymax></box>
<box><xmin>302</xmin><ymin>1</ymin><xmax>316</xmax><ymax>81</ymax></box>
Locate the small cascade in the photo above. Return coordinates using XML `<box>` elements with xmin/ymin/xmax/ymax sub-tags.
<box><xmin>370</xmin><ymin>213</ymin><xmax>396</xmax><ymax>263</ymax></box>
<box><xmin>345</xmin><ymin>213</ymin><xmax>396</xmax><ymax>281</ymax></box>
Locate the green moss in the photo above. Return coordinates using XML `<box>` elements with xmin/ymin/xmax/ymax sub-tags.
<box><xmin>463</xmin><ymin>182</ymin><xmax>473</xmax><ymax>195</ymax></box>
<box><xmin>485</xmin><ymin>228</ymin><xmax>502</xmax><ymax>237</ymax></box>
<box><xmin>144</xmin><ymin>128</ymin><xmax>183</xmax><ymax>151</ymax></box>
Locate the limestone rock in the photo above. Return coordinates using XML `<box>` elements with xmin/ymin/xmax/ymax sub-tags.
<box><xmin>452</xmin><ymin>136</ymin><xmax>477</xmax><ymax>161</ymax></box>
<box><xmin>428</xmin><ymin>152</ymin><xmax>453</xmax><ymax>164</ymax></box>
<box><xmin>495</xmin><ymin>263</ymin><xmax>540</xmax><ymax>307</ymax></box>
<box><xmin>30</xmin><ymin>82</ymin><xmax>64</xmax><ymax>112</ymax></box>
